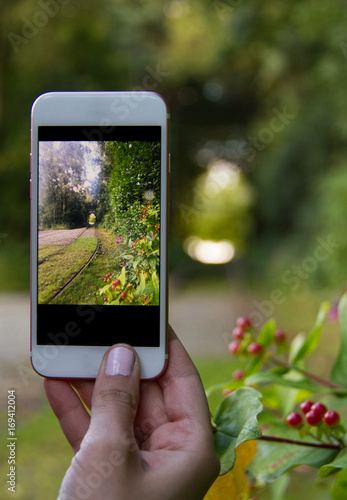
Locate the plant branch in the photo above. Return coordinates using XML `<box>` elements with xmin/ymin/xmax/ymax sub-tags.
<box><xmin>260</xmin><ymin>434</ymin><xmax>342</xmax><ymax>450</ymax></box>
<box><xmin>267</xmin><ymin>356</ymin><xmax>343</xmax><ymax>390</ymax></box>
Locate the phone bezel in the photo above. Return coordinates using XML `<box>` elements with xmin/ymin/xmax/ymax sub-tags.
<box><xmin>30</xmin><ymin>91</ymin><xmax>169</xmax><ymax>379</ymax></box>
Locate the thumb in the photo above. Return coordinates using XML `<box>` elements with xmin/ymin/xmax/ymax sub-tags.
<box><xmin>87</xmin><ymin>344</ymin><xmax>141</xmax><ymax>454</ymax></box>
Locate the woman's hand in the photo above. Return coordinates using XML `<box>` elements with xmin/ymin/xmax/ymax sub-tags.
<box><xmin>44</xmin><ymin>327</ymin><xmax>220</xmax><ymax>499</ymax></box>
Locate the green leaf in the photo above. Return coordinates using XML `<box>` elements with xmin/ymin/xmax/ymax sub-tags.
<box><xmin>134</xmin><ymin>272</ymin><xmax>146</xmax><ymax>299</ymax></box>
<box><xmin>331</xmin><ymin>293</ymin><xmax>347</xmax><ymax>387</ymax></box>
<box><xmin>99</xmin><ymin>282</ymin><xmax>111</xmax><ymax>294</ymax></box>
<box><xmin>271</xmin><ymin>366</ymin><xmax>290</xmax><ymax>376</ymax></box>
<box><xmin>288</xmin><ymin>332</ymin><xmax>306</xmax><ymax>365</ymax></box>
<box><xmin>109</xmin><ymin>298</ymin><xmax>120</xmax><ymax>305</ymax></box>
<box><xmin>206</xmin><ymin>380</ymin><xmax>245</xmax><ymax>417</ymax></box>
<box><xmin>331</xmin><ymin>468</ymin><xmax>347</xmax><ymax>500</ymax></box>
<box><xmin>247</xmin><ymin>369</ymin><xmax>347</xmax><ymax>395</ymax></box>
<box><xmin>258</xmin><ymin>319</ymin><xmax>276</xmax><ymax>347</ymax></box>
<box><xmin>249</xmin><ymin>438</ymin><xmax>338</xmax><ymax>482</ymax></box>
<box><xmin>275</xmin><ymin>384</ymin><xmax>299</xmax><ymax>417</ymax></box>
<box><xmin>119</xmin><ymin>266</ymin><xmax>126</xmax><ymax>287</ymax></box>
<box><xmin>213</xmin><ymin>387</ymin><xmax>263</xmax><ymax>475</ymax></box>
<box><xmin>151</xmin><ymin>270</ymin><xmax>160</xmax><ymax>305</ymax></box>
<box><xmin>148</xmin><ymin>257</ymin><xmax>157</xmax><ymax>270</ymax></box>
<box><xmin>290</xmin><ymin>302</ymin><xmax>330</xmax><ymax>365</ymax></box>
<box><xmin>244</xmin><ymin>370</ymin><xmax>326</xmax><ymax>393</ymax></box>
<box><xmin>244</xmin><ymin>354</ymin><xmax>264</xmax><ymax>376</ymax></box>
<box><xmin>143</xmin><ymin>284</ymin><xmax>154</xmax><ymax>294</ymax></box>
<box><xmin>319</xmin><ymin>446</ymin><xmax>347</xmax><ymax>478</ymax></box>
<box><xmin>269</xmin><ymin>475</ymin><xmax>290</xmax><ymax>500</ymax></box>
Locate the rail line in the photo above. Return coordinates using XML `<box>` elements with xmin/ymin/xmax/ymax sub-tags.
<box><xmin>38</xmin><ymin>227</ymin><xmax>88</xmax><ymax>265</ymax></box>
<box><xmin>46</xmin><ymin>236</ymin><xmax>100</xmax><ymax>304</ymax></box>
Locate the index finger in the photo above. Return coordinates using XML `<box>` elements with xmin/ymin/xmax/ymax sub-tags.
<box><xmin>157</xmin><ymin>326</ymin><xmax>211</xmax><ymax>425</ymax></box>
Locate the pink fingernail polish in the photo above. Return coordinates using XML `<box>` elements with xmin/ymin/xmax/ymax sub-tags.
<box><xmin>105</xmin><ymin>346</ymin><xmax>134</xmax><ymax>376</ymax></box>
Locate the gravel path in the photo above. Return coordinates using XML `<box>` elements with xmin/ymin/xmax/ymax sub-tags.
<box><xmin>80</xmin><ymin>227</ymin><xmax>99</xmax><ymax>238</ymax></box>
<box><xmin>38</xmin><ymin>227</ymin><xmax>86</xmax><ymax>246</ymax></box>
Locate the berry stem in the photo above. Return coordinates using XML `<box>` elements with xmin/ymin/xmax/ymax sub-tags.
<box><xmin>307</xmin><ymin>431</ymin><xmax>324</xmax><ymax>443</ymax></box>
<box><xmin>267</xmin><ymin>356</ymin><xmax>343</xmax><ymax>390</ymax></box>
<box><xmin>260</xmin><ymin>434</ymin><xmax>342</xmax><ymax>450</ymax></box>
<box><xmin>322</xmin><ymin>429</ymin><xmax>334</xmax><ymax>444</ymax></box>
<box><xmin>332</xmin><ymin>435</ymin><xmax>346</xmax><ymax>447</ymax></box>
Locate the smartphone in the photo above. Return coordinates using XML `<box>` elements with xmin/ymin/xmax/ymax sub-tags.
<box><xmin>30</xmin><ymin>91</ymin><xmax>169</xmax><ymax>379</ymax></box>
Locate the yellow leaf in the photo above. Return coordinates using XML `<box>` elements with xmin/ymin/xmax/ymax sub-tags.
<box><xmin>204</xmin><ymin>440</ymin><xmax>257</xmax><ymax>500</ymax></box>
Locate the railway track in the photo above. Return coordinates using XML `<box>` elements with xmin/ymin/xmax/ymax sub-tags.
<box><xmin>38</xmin><ymin>227</ymin><xmax>88</xmax><ymax>265</ymax></box>
<box><xmin>46</xmin><ymin>233</ymin><xmax>100</xmax><ymax>304</ymax></box>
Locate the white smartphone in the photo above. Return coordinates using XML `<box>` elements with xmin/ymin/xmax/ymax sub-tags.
<box><xmin>30</xmin><ymin>91</ymin><xmax>169</xmax><ymax>379</ymax></box>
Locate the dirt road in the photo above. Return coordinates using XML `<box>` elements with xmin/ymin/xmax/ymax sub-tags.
<box><xmin>38</xmin><ymin>227</ymin><xmax>87</xmax><ymax>246</ymax></box>
<box><xmin>80</xmin><ymin>227</ymin><xmax>99</xmax><ymax>238</ymax></box>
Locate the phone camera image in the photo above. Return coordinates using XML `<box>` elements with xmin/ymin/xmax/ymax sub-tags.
<box><xmin>36</xmin><ymin>126</ymin><xmax>162</xmax><ymax>347</ymax></box>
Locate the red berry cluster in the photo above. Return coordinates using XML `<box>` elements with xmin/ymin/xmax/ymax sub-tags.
<box><xmin>228</xmin><ymin>317</ymin><xmax>263</xmax><ymax>358</ymax></box>
<box><xmin>228</xmin><ymin>317</ymin><xmax>288</xmax><ymax>361</ymax></box>
<box><xmin>111</xmin><ymin>279</ymin><xmax>120</xmax><ymax>290</ymax></box>
<box><xmin>103</xmin><ymin>272</ymin><xmax>112</xmax><ymax>283</ymax></box>
<box><xmin>287</xmin><ymin>400</ymin><xmax>341</xmax><ymax>429</ymax></box>
<box><xmin>102</xmin><ymin>274</ymin><xmax>134</xmax><ymax>303</ymax></box>
<box><xmin>139</xmin><ymin>204</ymin><xmax>150</xmax><ymax>221</ymax></box>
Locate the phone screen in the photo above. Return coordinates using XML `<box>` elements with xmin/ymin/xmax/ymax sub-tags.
<box><xmin>36</xmin><ymin>125</ymin><xmax>162</xmax><ymax>347</ymax></box>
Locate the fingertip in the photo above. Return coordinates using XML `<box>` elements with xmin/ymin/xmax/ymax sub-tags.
<box><xmin>90</xmin><ymin>345</ymin><xmax>141</xmax><ymax>445</ymax></box>
<box><xmin>105</xmin><ymin>345</ymin><xmax>136</xmax><ymax>377</ymax></box>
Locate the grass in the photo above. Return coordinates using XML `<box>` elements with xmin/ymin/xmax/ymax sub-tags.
<box><xmin>0</xmin><ymin>403</ymin><xmax>72</xmax><ymax>500</ymax></box>
<box><xmin>38</xmin><ymin>244</ymin><xmax>65</xmax><ymax>261</ymax></box>
<box><xmin>38</xmin><ymin>237</ymin><xmax>98</xmax><ymax>303</ymax></box>
<box><xmin>52</xmin><ymin>228</ymin><xmax>124</xmax><ymax>305</ymax></box>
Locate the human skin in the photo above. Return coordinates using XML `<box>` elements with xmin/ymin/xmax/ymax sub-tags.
<box><xmin>44</xmin><ymin>327</ymin><xmax>220</xmax><ymax>500</ymax></box>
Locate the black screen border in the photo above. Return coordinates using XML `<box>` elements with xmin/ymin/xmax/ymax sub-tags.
<box><xmin>37</xmin><ymin>125</ymin><xmax>161</xmax><ymax>347</ymax></box>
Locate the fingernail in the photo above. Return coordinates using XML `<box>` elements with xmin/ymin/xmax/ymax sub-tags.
<box><xmin>105</xmin><ymin>346</ymin><xmax>135</xmax><ymax>376</ymax></box>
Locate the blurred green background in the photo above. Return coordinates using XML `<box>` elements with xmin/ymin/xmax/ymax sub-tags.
<box><xmin>1</xmin><ymin>0</ymin><xmax>347</xmax><ymax>293</ymax></box>
<box><xmin>1</xmin><ymin>0</ymin><xmax>347</xmax><ymax>499</ymax></box>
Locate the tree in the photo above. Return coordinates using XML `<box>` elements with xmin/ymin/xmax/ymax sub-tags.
<box><xmin>39</xmin><ymin>142</ymin><xmax>89</xmax><ymax>228</ymax></box>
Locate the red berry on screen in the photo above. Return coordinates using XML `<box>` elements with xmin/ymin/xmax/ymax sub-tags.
<box><xmin>247</xmin><ymin>342</ymin><xmax>263</xmax><ymax>356</ymax></box>
<box><xmin>236</xmin><ymin>316</ymin><xmax>252</xmax><ymax>330</ymax></box>
<box><xmin>113</xmin><ymin>279</ymin><xmax>120</xmax><ymax>286</ymax></box>
<box><xmin>232</xmin><ymin>326</ymin><xmax>244</xmax><ymax>340</ymax></box>
<box><xmin>228</xmin><ymin>340</ymin><xmax>241</xmax><ymax>355</ymax></box>
<box><xmin>324</xmin><ymin>410</ymin><xmax>340</xmax><ymax>427</ymax></box>
<box><xmin>300</xmin><ymin>400</ymin><xmax>314</xmax><ymax>414</ymax></box>
<box><xmin>306</xmin><ymin>409</ymin><xmax>323</xmax><ymax>426</ymax></box>
<box><xmin>120</xmin><ymin>292</ymin><xmax>126</xmax><ymax>299</ymax></box>
<box><xmin>311</xmin><ymin>402</ymin><xmax>327</xmax><ymax>417</ymax></box>
<box><xmin>287</xmin><ymin>412</ymin><xmax>303</xmax><ymax>428</ymax></box>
